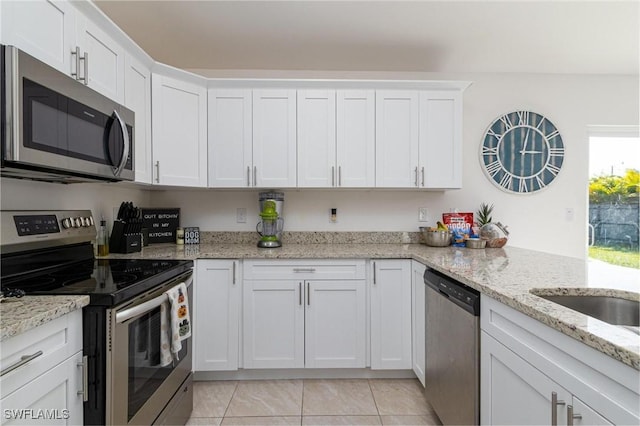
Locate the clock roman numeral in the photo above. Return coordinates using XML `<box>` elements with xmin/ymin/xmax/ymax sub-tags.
<box><xmin>545</xmin><ymin>129</ymin><xmax>560</xmax><ymax>140</ymax></box>
<box><xmin>482</xmin><ymin>146</ymin><xmax>498</xmax><ymax>156</ymax></box>
<box><xmin>499</xmin><ymin>173</ymin><xmax>513</xmax><ymax>190</ymax></box>
<box><xmin>519</xmin><ymin>178</ymin><xmax>528</xmax><ymax>193</ymax></box>
<box><xmin>517</xmin><ymin>111</ymin><xmax>530</xmax><ymax>125</ymax></box>
<box><xmin>485</xmin><ymin>160</ymin><xmax>502</xmax><ymax>177</ymax></box>
<box><xmin>535</xmin><ymin>116</ymin><xmax>546</xmax><ymax>130</ymax></box>
<box><xmin>499</xmin><ymin>115</ymin><xmax>514</xmax><ymax>131</ymax></box>
<box><xmin>535</xmin><ymin>175</ymin><xmax>547</xmax><ymax>189</ymax></box>
<box><xmin>549</xmin><ymin>147</ymin><xmax>564</xmax><ymax>157</ymax></box>
<box><xmin>486</xmin><ymin>128</ymin><xmax>502</xmax><ymax>141</ymax></box>
<box><xmin>546</xmin><ymin>164</ymin><xmax>561</xmax><ymax>176</ymax></box>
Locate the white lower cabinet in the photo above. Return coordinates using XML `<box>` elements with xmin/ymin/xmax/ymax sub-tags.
<box><xmin>411</xmin><ymin>260</ymin><xmax>426</xmax><ymax>386</ymax></box>
<box><xmin>242</xmin><ymin>260</ymin><xmax>366</xmax><ymax>369</ymax></box>
<box><xmin>370</xmin><ymin>259</ymin><xmax>412</xmax><ymax>369</ymax></box>
<box><xmin>0</xmin><ymin>310</ymin><xmax>84</xmax><ymax>426</ymax></box>
<box><xmin>194</xmin><ymin>260</ymin><xmax>240</xmax><ymax>371</ymax></box>
<box><xmin>481</xmin><ymin>295</ymin><xmax>638</xmax><ymax>425</ymax></box>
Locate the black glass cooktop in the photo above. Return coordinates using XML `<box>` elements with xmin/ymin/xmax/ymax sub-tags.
<box><xmin>1</xmin><ymin>257</ymin><xmax>193</xmax><ymax>306</ymax></box>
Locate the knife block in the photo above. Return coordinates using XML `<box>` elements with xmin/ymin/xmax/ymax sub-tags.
<box><xmin>109</xmin><ymin>221</ymin><xmax>142</xmax><ymax>254</ymax></box>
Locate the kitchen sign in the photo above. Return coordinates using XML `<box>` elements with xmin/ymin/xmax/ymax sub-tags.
<box><xmin>142</xmin><ymin>208</ymin><xmax>180</xmax><ymax>244</ymax></box>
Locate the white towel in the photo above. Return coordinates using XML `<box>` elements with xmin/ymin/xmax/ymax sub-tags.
<box><xmin>159</xmin><ymin>301</ymin><xmax>173</xmax><ymax>367</ymax></box>
<box><xmin>166</xmin><ymin>282</ymin><xmax>192</xmax><ymax>359</ymax></box>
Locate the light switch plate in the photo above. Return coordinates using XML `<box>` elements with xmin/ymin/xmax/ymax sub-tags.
<box><xmin>237</xmin><ymin>208</ymin><xmax>247</xmax><ymax>223</ymax></box>
<box><xmin>419</xmin><ymin>208</ymin><xmax>429</xmax><ymax>222</ymax></box>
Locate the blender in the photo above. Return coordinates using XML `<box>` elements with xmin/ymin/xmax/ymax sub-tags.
<box><xmin>256</xmin><ymin>200</ymin><xmax>282</xmax><ymax>248</ymax></box>
<box><xmin>258</xmin><ymin>191</ymin><xmax>284</xmax><ymax>240</ymax></box>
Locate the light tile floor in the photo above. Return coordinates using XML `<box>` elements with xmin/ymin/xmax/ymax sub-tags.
<box><xmin>187</xmin><ymin>379</ymin><xmax>442</xmax><ymax>426</ymax></box>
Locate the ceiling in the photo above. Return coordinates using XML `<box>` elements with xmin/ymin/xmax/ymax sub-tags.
<box><xmin>94</xmin><ymin>0</ymin><xmax>639</xmax><ymax>75</ymax></box>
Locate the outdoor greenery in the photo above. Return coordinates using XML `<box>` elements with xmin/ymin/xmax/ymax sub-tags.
<box><xmin>589</xmin><ymin>169</ymin><xmax>639</xmax><ymax>204</ymax></box>
<box><xmin>589</xmin><ymin>245</ymin><xmax>640</xmax><ymax>269</ymax></box>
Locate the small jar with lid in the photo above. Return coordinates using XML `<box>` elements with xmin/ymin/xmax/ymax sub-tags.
<box><xmin>176</xmin><ymin>227</ymin><xmax>184</xmax><ymax>245</ymax></box>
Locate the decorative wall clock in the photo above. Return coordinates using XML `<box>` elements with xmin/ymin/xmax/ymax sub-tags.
<box><xmin>480</xmin><ymin>111</ymin><xmax>565</xmax><ymax>193</ymax></box>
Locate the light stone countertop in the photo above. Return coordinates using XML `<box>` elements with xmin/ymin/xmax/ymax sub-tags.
<box><xmin>105</xmin><ymin>242</ymin><xmax>640</xmax><ymax>370</ymax></box>
<box><xmin>0</xmin><ymin>295</ymin><xmax>90</xmax><ymax>341</ymax></box>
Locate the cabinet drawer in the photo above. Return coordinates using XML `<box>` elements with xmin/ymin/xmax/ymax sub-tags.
<box><xmin>243</xmin><ymin>259</ymin><xmax>365</xmax><ymax>280</ymax></box>
<box><xmin>1</xmin><ymin>310</ymin><xmax>82</xmax><ymax>399</ymax></box>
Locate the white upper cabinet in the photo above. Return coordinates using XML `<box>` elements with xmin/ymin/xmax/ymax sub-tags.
<box><xmin>375</xmin><ymin>91</ymin><xmax>420</xmax><ymax>188</ymax></box>
<box><xmin>297</xmin><ymin>90</ymin><xmax>337</xmax><ymax>187</ymax></box>
<box><xmin>336</xmin><ymin>90</ymin><xmax>376</xmax><ymax>188</ymax></box>
<box><xmin>1</xmin><ymin>0</ymin><xmax>77</xmax><ymax>76</ymax></box>
<box><xmin>419</xmin><ymin>91</ymin><xmax>463</xmax><ymax>189</ymax></box>
<box><xmin>125</xmin><ymin>54</ymin><xmax>152</xmax><ymax>184</ymax></box>
<box><xmin>208</xmin><ymin>89</ymin><xmax>253</xmax><ymax>188</ymax></box>
<box><xmin>252</xmin><ymin>90</ymin><xmax>297</xmax><ymax>188</ymax></box>
<box><xmin>76</xmin><ymin>14</ymin><xmax>125</xmax><ymax>103</ymax></box>
<box><xmin>152</xmin><ymin>72</ymin><xmax>208</xmax><ymax>187</ymax></box>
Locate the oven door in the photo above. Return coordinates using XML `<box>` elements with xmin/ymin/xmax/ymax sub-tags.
<box><xmin>106</xmin><ymin>273</ymin><xmax>193</xmax><ymax>426</ymax></box>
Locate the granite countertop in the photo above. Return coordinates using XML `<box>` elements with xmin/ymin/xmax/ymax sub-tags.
<box><xmin>0</xmin><ymin>295</ymin><xmax>90</xmax><ymax>341</ymax></box>
<box><xmin>106</xmin><ymin>242</ymin><xmax>640</xmax><ymax>370</ymax></box>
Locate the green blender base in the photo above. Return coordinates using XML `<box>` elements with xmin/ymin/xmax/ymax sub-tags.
<box><xmin>257</xmin><ymin>236</ymin><xmax>282</xmax><ymax>248</ymax></box>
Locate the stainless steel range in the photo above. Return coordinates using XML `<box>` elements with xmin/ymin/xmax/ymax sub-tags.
<box><xmin>0</xmin><ymin>210</ymin><xmax>194</xmax><ymax>425</ymax></box>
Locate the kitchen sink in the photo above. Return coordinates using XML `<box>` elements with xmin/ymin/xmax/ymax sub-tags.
<box><xmin>537</xmin><ymin>294</ymin><xmax>640</xmax><ymax>327</ymax></box>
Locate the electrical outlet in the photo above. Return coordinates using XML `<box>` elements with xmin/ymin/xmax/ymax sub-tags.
<box><xmin>418</xmin><ymin>208</ymin><xmax>429</xmax><ymax>222</ymax></box>
<box><xmin>330</xmin><ymin>208</ymin><xmax>337</xmax><ymax>223</ymax></box>
<box><xmin>236</xmin><ymin>208</ymin><xmax>247</xmax><ymax>223</ymax></box>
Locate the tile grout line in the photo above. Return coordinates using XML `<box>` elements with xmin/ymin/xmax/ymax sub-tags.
<box><xmin>367</xmin><ymin>378</ymin><xmax>381</xmax><ymax>418</ymax></box>
<box><xmin>222</xmin><ymin>380</ymin><xmax>240</xmax><ymax>421</ymax></box>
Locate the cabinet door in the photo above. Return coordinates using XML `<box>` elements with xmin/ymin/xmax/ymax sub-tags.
<box><xmin>1</xmin><ymin>0</ymin><xmax>76</xmax><ymax>76</ymax></box>
<box><xmin>411</xmin><ymin>261</ymin><xmax>426</xmax><ymax>386</ymax></box>
<box><xmin>370</xmin><ymin>260</ymin><xmax>412</xmax><ymax>369</ymax></box>
<box><xmin>375</xmin><ymin>91</ymin><xmax>419</xmax><ymax>188</ymax></box>
<box><xmin>0</xmin><ymin>351</ymin><xmax>84</xmax><ymax>426</ymax></box>
<box><xmin>208</xmin><ymin>89</ymin><xmax>253</xmax><ymax>188</ymax></box>
<box><xmin>336</xmin><ymin>90</ymin><xmax>375</xmax><ymax>188</ymax></box>
<box><xmin>76</xmin><ymin>15</ymin><xmax>125</xmax><ymax>102</ymax></box>
<box><xmin>297</xmin><ymin>90</ymin><xmax>336</xmax><ymax>187</ymax></box>
<box><xmin>570</xmin><ymin>396</ymin><xmax>614</xmax><ymax>426</ymax></box>
<box><xmin>305</xmin><ymin>280</ymin><xmax>366</xmax><ymax>368</ymax></box>
<box><xmin>125</xmin><ymin>54</ymin><xmax>152</xmax><ymax>184</ymax></box>
<box><xmin>481</xmin><ymin>331</ymin><xmax>571</xmax><ymax>425</ymax></box>
<box><xmin>419</xmin><ymin>91</ymin><xmax>462</xmax><ymax>189</ymax></box>
<box><xmin>243</xmin><ymin>280</ymin><xmax>304</xmax><ymax>369</ymax></box>
<box><xmin>194</xmin><ymin>260</ymin><xmax>240</xmax><ymax>371</ymax></box>
<box><xmin>152</xmin><ymin>74</ymin><xmax>208</xmax><ymax>187</ymax></box>
<box><xmin>252</xmin><ymin>90</ymin><xmax>297</xmax><ymax>188</ymax></box>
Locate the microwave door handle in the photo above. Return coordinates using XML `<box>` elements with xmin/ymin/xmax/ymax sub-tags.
<box><xmin>112</xmin><ymin>110</ymin><xmax>130</xmax><ymax>177</ymax></box>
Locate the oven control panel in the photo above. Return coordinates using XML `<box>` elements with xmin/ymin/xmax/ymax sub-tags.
<box><xmin>1</xmin><ymin>210</ymin><xmax>96</xmax><ymax>254</ymax></box>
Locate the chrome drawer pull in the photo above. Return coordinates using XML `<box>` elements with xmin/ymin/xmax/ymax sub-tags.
<box><xmin>1</xmin><ymin>350</ymin><xmax>43</xmax><ymax>377</ymax></box>
<box><xmin>293</xmin><ymin>268</ymin><xmax>316</xmax><ymax>273</ymax></box>
<box><xmin>551</xmin><ymin>391</ymin><xmax>565</xmax><ymax>426</ymax></box>
<box><xmin>77</xmin><ymin>355</ymin><xmax>88</xmax><ymax>402</ymax></box>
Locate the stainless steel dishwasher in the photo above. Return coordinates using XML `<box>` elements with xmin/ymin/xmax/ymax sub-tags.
<box><xmin>424</xmin><ymin>268</ymin><xmax>480</xmax><ymax>425</ymax></box>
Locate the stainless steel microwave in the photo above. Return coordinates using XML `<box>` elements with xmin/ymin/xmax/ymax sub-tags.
<box><xmin>1</xmin><ymin>45</ymin><xmax>134</xmax><ymax>183</ymax></box>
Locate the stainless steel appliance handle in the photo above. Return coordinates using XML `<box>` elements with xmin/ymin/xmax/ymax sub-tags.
<box><xmin>112</xmin><ymin>110</ymin><xmax>130</xmax><ymax>176</ymax></box>
<box><xmin>116</xmin><ymin>276</ymin><xmax>193</xmax><ymax>323</ymax></box>
<box><xmin>551</xmin><ymin>391</ymin><xmax>565</xmax><ymax>426</ymax></box>
<box><xmin>77</xmin><ymin>355</ymin><xmax>88</xmax><ymax>402</ymax></box>
<box><xmin>567</xmin><ymin>405</ymin><xmax>581</xmax><ymax>425</ymax></box>
<box><xmin>155</xmin><ymin>161</ymin><xmax>160</xmax><ymax>183</ymax></box>
<box><xmin>0</xmin><ymin>351</ymin><xmax>43</xmax><ymax>377</ymax></box>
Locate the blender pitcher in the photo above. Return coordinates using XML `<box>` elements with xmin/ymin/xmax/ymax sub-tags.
<box><xmin>256</xmin><ymin>200</ymin><xmax>282</xmax><ymax>248</ymax></box>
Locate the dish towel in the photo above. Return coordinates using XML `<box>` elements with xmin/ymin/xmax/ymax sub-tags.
<box><xmin>159</xmin><ymin>301</ymin><xmax>173</xmax><ymax>366</ymax></box>
<box><xmin>166</xmin><ymin>282</ymin><xmax>192</xmax><ymax>361</ymax></box>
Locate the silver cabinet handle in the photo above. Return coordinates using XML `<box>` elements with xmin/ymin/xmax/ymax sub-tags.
<box><xmin>232</xmin><ymin>261</ymin><xmax>236</xmax><ymax>285</ymax></box>
<box><xmin>372</xmin><ymin>261</ymin><xmax>377</xmax><ymax>285</ymax></box>
<box><xmin>307</xmin><ymin>282</ymin><xmax>310</xmax><ymax>305</ymax></box>
<box><xmin>332</xmin><ymin>166</ymin><xmax>335</xmax><ymax>187</ymax></box>
<box><xmin>253</xmin><ymin>166</ymin><xmax>257</xmax><ymax>187</ymax></box>
<box><xmin>77</xmin><ymin>355</ymin><xmax>88</xmax><ymax>402</ymax></box>
<box><xmin>80</xmin><ymin>51</ymin><xmax>88</xmax><ymax>85</ymax></box>
<box><xmin>293</xmin><ymin>268</ymin><xmax>316</xmax><ymax>273</ymax></box>
<box><xmin>1</xmin><ymin>351</ymin><xmax>43</xmax><ymax>377</ymax></box>
<box><xmin>112</xmin><ymin>110</ymin><xmax>130</xmax><ymax>177</ymax></box>
<box><xmin>247</xmin><ymin>166</ymin><xmax>251</xmax><ymax>187</ymax></box>
<box><xmin>414</xmin><ymin>167</ymin><xmax>419</xmax><ymax>187</ymax></box>
<box><xmin>71</xmin><ymin>47</ymin><xmax>81</xmax><ymax>80</ymax></box>
<box><xmin>551</xmin><ymin>391</ymin><xmax>566</xmax><ymax>426</ymax></box>
<box><xmin>155</xmin><ymin>161</ymin><xmax>160</xmax><ymax>183</ymax></box>
<box><xmin>338</xmin><ymin>166</ymin><xmax>342</xmax><ymax>187</ymax></box>
<box><xmin>421</xmin><ymin>167</ymin><xmax>425</xmax><ymax>187</ymax></box>
<box><xmin>299</xmin><ymin>282</ymin><xmax>302</xmax><ymax>306</ymax></box>
<box><xmin>567</xmin><ymin>405</ymin><xmax>581</xmax><ymax>426</ymax></box>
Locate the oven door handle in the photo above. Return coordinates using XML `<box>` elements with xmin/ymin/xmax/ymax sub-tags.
<box><xmin>112</xmin><ymin>109</ymin><xmax>130</xmax><ymax>177</ymax></box>
<box><xmin>115</xmin><ymin>277</ymin><xmax>192</xmax><ymax>324</ymax></box>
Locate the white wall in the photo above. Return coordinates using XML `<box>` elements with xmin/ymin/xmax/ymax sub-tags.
<box><xmin>0</xmin><ymin>179</ymin><xmax>151</xmax><ymax>227</ymax></box>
